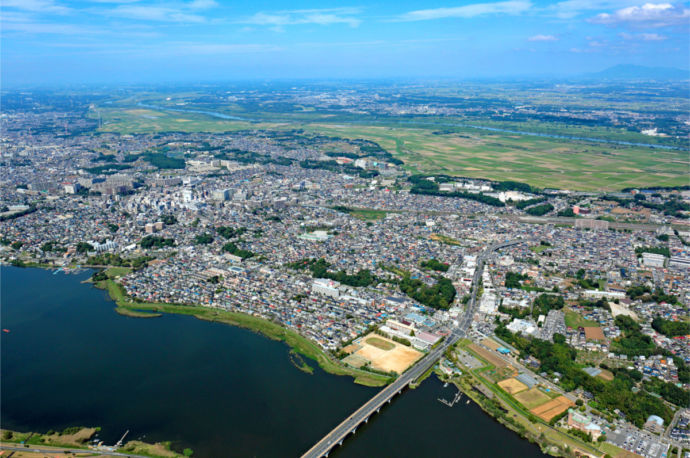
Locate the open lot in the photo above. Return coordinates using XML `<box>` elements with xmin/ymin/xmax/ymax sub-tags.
<box><xmin>530</xmin><ymin>395</ymin><xmax>575</xmax><ymax>422</ymax></box>
<box><xmin>343</xmin><ymin>333</ymin><xmax>422</xmax><ymax>374</ymax></box>
<box><xmin>514</xmin><ymin>387</ymin><xmax>552</xmax><ymax>409</ymax></box>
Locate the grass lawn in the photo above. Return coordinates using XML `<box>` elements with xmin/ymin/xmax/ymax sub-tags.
<box><xmin>530</xmin><ymin>245</ymin><xmax>549</xmax><ymax>254</ymax></box>
<box><xmin>347</xmin><ymin>208</ymin><xmax>389</xmax><ymax>220</ymax></box>
<box><xmin>565</xmin><ymin>310</ymin><xmax>599</xmax><ymax>328</ymax></box>
<box><xmin>105</xmin><ymin>266</ymin><xmax>132</xmax><ymax>278</ymax></box>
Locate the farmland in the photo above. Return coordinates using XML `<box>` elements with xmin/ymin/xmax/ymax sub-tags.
<box><xmin>92</xmin><ymin>102</ymin><xmax>689</xmax><ymax>191</ymax></box>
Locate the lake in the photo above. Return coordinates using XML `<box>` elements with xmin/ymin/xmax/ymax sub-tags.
<box><xmin>1</xmin><ymin>266</ymin><xmax>544</xmax><ymax>457</ymax></box>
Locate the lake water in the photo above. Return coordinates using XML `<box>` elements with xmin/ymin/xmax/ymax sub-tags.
<box><xmin>1</xmin><ymin>266</ymin><xmax>544</xmax><ymax>457</ymax></box>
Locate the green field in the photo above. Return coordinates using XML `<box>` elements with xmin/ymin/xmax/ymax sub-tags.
<box><xmin>337</xmin><ymin>207</ymin><xmax>390</xmax><ymax>220</ymax></box>
<box><xmin>565</xmin><ymin>310</ymin><xmax>599</xmax><ymax>328</ymax></box>
<box><xmin>365</xmin><ymin>337</ymin><xmax>395</xmax><ymax>351</ymax></box>
<box><xmin>304</xmin><ymin>123</ymin><xmax>689</xmax><ymax>191</ymax></box>
<box><xmin>93</xmin><ymin>104</ymin><xmax>690</xmax><ymax>191</ymax></box>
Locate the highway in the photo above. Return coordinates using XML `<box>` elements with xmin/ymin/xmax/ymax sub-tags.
<box><xmin>301</xmin><ymin>239</ymin><xmax>525</xmax><ymax>458</ymax></box>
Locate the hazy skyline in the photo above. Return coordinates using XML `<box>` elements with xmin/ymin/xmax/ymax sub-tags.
<box><xmin>2</xmin><ymin>0</ymin><xmax>689</xmax><ymax>86</ymax></box>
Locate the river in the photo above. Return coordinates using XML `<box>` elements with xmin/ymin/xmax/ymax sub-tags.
<box><xmin>1</xmin><ymin>266</ymin><xmax>544</xmax><ymax>457</ymax></box>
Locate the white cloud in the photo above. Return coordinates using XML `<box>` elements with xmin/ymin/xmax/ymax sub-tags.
<box><xmin>640</xmin><ymin>31</ymin><xmax>668</xmax><ymax>38</ymax></box>
<box><xmin>620</xmin><ymin>31</ymin><xmax>668</xmax><ymax>38</ymax></box>
<box><xmin>0</xmin><ymin>12</ymin><xmax>101</xmax><ymax>34</ymax></box>
<box><xmin>550</xmin><ymin>0</ymin><xmax>638</xmax><ymax>19</ymax></box>
<box><xmin>172</xmin><ymin>43</ymin><xmax>281</xmax><ymax>54</ymax></box>
<box><xmin>1</xmin><ymin>0</ymin><xmax>70</xmax><ymax>14</ymax></box>
<box><xmin>109</xmin><ymin>5</ymin><xmax>205</xmax><ymax>22</ymax></box>
<box><xmin>528</xmin><ymin>34</ymin><xmax>559</xmax><ymax>41</ymax></box>
<box><xmin>242</xmin><ymin>8</ymin><xmax>361</xmax><ymax>28</ymax></box>
<box><xmin>396</xmin><ymin>1</ymin><xmax>532</xmax><ymax>21</ymax></box>
<box><xmin>188</xmin><ymin>0</ymin><xmax>218</xmax><ymax>10</ymax></box>
<box><xmin>85</xmin><ymin>0</ymin><xmax>141</xmax><ymax>3</ymax></box>
<box><xmin>590</xmin><ymin>3</ymin><xmax>690</xmax><ymax>26</ymax></box>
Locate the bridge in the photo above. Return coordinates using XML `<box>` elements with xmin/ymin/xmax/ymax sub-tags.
<box><xmin>301</xmin><ymin>239</ymin><xmax>525</xmax><ymax>458</ymax></box>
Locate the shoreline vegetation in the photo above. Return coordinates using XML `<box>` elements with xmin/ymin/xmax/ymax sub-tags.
<box><xmin>94</xmin><ymin>277</ymin><xmax>390</xmax><ymax>387</ymax></box>
<box><xmin>0</xmin><ymin>427</ymin><xmax>189</xmax><ymax>458</ymax></box>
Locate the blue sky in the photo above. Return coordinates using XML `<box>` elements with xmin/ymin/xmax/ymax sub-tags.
<box><xmin>1</xmin><ymin>0</ymin><xmax>688</xmax><ymax>85</ymax></box>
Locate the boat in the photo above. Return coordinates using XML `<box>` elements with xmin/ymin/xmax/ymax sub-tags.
<box><xmin>3</xmin><ymin>329</ymin><xmax>10</xmax><ymax>333</ymax></box>
<box><xmin>466</xmin><ymin>399</ymin><xmax>470</xmax><ymax>405</ymax></box>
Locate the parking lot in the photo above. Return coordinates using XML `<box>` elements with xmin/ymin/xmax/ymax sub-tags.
<box><xmin>606</xmin><ymin>425</ymin><xmax>670</xmax><ymax>458</ymax></box>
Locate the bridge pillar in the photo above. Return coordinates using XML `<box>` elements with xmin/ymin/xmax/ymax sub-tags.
<box><xmin>376</xmin><ymin>407</ymin><xmax>380</xmax><ymax>413</ymax></box>
<box><xmin>352</xmin><ymin>428</ymin><xmax>356</xmax><ymax>435</ymax></box>
<box><xmin>364</xmin><ymin>417</ymin><xmax>369</xmax><ymax>423</ymax></box>
<box><xmin>338</xmin><ymin>441</ymin><xmax>343</xmax><ymax>446</ymax></box>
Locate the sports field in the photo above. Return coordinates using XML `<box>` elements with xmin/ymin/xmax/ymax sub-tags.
<box><xmin>530</xmin><ymin>395</ymin><xmax>575</xmax><ymax>422</ymax></box>
<box><xmin>343</xmin><ymin>333</ymin><xmax>422</xmax><ymax>374</ymax></box>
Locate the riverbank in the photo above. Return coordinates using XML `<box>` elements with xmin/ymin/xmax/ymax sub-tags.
<box><xmin>0</xmin><ymin>427</ymin><xmax>189</xmax><ymax>458</ymax></box>
<box><xmin>95</xmin><ymin>278</ymin><xmax>390</xmax><ymax>387</ymax></box>
<box><xmin>440</xmin><ymin>340</ymin><xmax>628</xmax><ymax>458</ymax></box>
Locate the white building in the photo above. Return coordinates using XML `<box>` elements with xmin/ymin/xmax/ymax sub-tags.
<box><xmin>312</xmin><ymin>279</ymin><xmax>340</xmax><ymax>298</ymax></box>
<box><xmin>507</xmin><ymin>318</ymin><xmax>538</xmax><ymax>336</ymax></box>
<box><xmin>211</xmin><ymin>189</ymin><xmax>230</xmax><ymax>201</ymax></box>
<box><xmin>583</xmin><ymin>290</ymin><xmax>625</xmax><ymax>300</ymax></box>
<box><xmin>642</xmin><ymin>252</ymin><xmax>666</xmax><ymax>268</ymax></box>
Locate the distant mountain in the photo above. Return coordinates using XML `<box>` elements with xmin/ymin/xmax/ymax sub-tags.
<box><xmin>587</xmin><ymin>64</ymin><xmax>689</xmax><ymax>80</ymax></box>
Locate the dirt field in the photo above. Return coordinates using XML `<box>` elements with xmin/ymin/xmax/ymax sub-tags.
<box><xmin>530</xmin><ymin>396</ymin><xmax>574</xmax><ymax>421</ymax></box>
<box><xmin>345</xmin><ymin>333</ymin><xmax>422</xmax><ymax>374</ymax></box>
<box><xmin>514</xmin><ymin>387</ymin><xmax>551</xmax><ymax>409</ymax></box>
<box><xmin>584</xmin><ymin>327</ymin><xmax>606</xmax><ymax>341</ymax></box>
<box><xmin>497</xmin><ymin>377</ymin><xmax>528</xmax><ymax>395</ymax></box>
<box><xmin>598</xmin><ymin>369</ymin><xmax>615</xmax><ymax>381</ymax></box>
<box><xmin>468</xmin><ymin>343</ymin><xmax>510</xmax><ymax>369</ymax></box>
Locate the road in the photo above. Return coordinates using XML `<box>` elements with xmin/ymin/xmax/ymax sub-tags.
<box><xmin>300</xmin><ymin>238</ymin><xmax>525</xmax><ymax>458</ymax></box>
<box><xmin>0</xmin><ymin>444</ymin><xmax>149</xmax><ymax>457</ymax></box>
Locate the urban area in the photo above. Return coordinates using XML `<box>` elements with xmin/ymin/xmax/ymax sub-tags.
<box><xmin>1</xmin><ymin>95</ymin><xmax>689</xmax><ymax>458</ymax></box>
